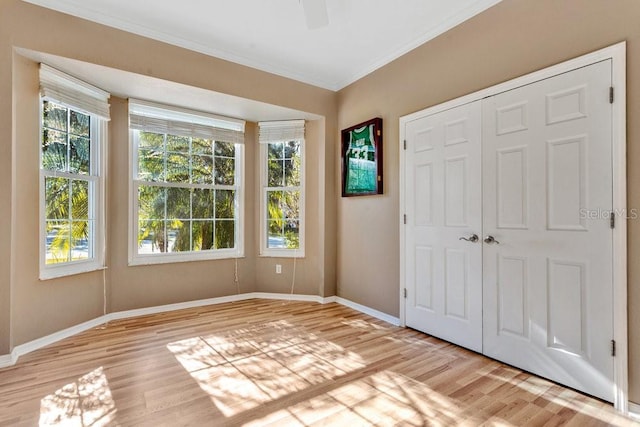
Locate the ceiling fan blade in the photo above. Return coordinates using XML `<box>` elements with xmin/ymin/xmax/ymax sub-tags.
<box><xmin>301</xmin><ymin>0</ymin><xmax>329</xmax><ymax>29</ymax></box>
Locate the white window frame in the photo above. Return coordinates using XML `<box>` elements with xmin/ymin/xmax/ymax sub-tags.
<box><xmin>128</xmin><ymin>101</ymin><xmax>245</xmax><ymax>265</ymax></box>
<box><xmin>259</xmin><ymin>121</ymin><xmax>305</xmax><ymax>258</ymax></box>
<box><xmin>39</xmin><ymin>101</ymin><xmax>106</xmax><ymax>280</ymax></box>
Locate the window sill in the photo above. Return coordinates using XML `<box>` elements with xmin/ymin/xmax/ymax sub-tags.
<box><xmin>259</xmin><ymin>250</ymin><xmax>305</xmax><ymax>259</ymax></box>
<box><xmin>129</xmin><ymin>249</ymin><xmax>244</xmax><ymax>266</ymax></box>
<box><xmin>40</xmin><ymin>261</ymin><xmax>106</xmax><ymax>281</ymax></box>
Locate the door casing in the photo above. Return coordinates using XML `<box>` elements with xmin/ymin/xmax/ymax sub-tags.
<box><xmin>398</xmin><ymin>42</ymin><xmax>628</xmax><ymax>413</ymax></box>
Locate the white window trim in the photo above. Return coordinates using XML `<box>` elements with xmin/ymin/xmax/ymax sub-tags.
<box><xmin>128</xmin><ymin>131</ymin><xmax>245</xmax><ymax>266</ymax></box>
<box><xmin>259</xmin><ymin>139</ymin><xmax>306</xmax><ymax>258</ymax></box>
<box><xmin>39</xmin><ymin>111</ymin><xmax>106</xmax><ymax>280</ymax></box>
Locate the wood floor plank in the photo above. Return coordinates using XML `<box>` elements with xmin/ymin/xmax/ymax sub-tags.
<box><xmin>0</xmin><ymin>299</ymin><xmax>636</xmax><ymax>426</ymax></box>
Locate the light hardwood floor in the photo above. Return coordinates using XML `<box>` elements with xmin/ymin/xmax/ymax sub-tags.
<box><xmin>0</xmin><ymin>299</ymin><xmax>636</xmax><ymax>426</ymax></box>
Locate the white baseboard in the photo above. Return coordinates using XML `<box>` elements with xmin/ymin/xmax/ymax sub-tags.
<box><xmin>107</xmin><ymin>293</ymin><xmax>254</xmax><ymax>322</ymax></box>
<box><xmin>0</xmin><ymin>292</ymin><xmax>398</xmax><ymax>369</ymax></box>
<box><xmin>629</xmin><ymin>402</ymin><xmax>640</xmax><ymax>420</ymax></box>
<box><xmin>0</xmin><ymin>353</ymin><xmax>16</xmax><ymax>368</ymax></box>
<box><xmin>334</xmin><ymin>297</ymin><xmax>401</xmax><ymax>326</ymax></box>
<box><xmin>250</xmin><ymin>292</ymin><xmax>328</xmax><ymax>303</ymax></box>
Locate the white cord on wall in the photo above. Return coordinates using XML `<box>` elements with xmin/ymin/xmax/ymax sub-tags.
<box><xmin>289</xmin><ymin>250</ymin><xmax>298</xmax><ymax>297</ymax></box>
<box><xmin>234</xmin><ymin>257</ymin><xmax>240</xmax><ymax>295</ymax></box>
<box><xmin>102</xmin><ymin>266</ymin><xmax>107</xmax><ymax>317</ymax></box>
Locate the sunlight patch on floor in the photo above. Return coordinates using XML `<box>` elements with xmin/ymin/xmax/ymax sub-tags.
<box><xmin>244</xmin><ymin>370</ymin><xmax>468</xmax><ymax>426</ymax></box>
<box><xmin>340</xmin><ymin>318</ymin><xmax>390</xmax><ymax>332</ymax></box>
<box><xmin>167</xmin><ymin>320</ymin><xmax>366</xmax><ymax>417</ymax></box>
<box><xmin>39</xmin><ymin>367</ymin><xmax>116</xmax><ymax>427</ymax></box>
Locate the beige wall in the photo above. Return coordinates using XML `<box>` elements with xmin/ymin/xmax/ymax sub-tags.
<box><xmin>336</xmin><ymin>0</ymin><xmax>640</xmax><ymax>403</ymax></box>
<box><xmin>3</xmin><ymin>0</ymin><xmax>639</xmax><ymax>405</ymax></box>
<box><xmin>11</xmin><ymin>54</ymin><xmax>106</xmax><ymax>344</ymax></box>
<box><xmin>0</xmin><ymin>0</ymin><xmax>337</xmax><ymax>350</ymax></box>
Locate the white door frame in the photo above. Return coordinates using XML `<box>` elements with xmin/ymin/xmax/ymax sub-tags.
<box><xmin>399</xmin><ymin>42</ymin><xmax>627</xmax><ymax>413</ymax></box>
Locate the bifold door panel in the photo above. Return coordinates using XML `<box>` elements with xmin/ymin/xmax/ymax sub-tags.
<box><xmin>482</xmin><ymin>60</ymin><xmax>613</xmax><ymax>402</ymax></box>
<box><xmin>404</xmin><ymin>101</ymin><xmax>483</xmax><ymax>353</ymax></box>
<box><xmin>403</xmin><ymin>60</ymin><xmax>614</xmax><ymax>402</ymax></box>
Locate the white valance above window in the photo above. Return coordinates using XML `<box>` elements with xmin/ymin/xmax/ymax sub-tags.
<box><xmin>39</xmin><ymin>64</ymin><xmax>111</xmax><ymax>120</ymax></box>
<box><xmin>129</xmin><ymin>99</ymin><xmax>245</xmax><ymax>144</ymax></box>
<box><xmin>258</xmin><ymin>120</ymin><xmax>305</xmax><ymax>143</ymax></box>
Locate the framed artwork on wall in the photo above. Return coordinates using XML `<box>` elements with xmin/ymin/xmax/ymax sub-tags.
<box><xmin>341</xmin><ymin>117</ymin><xmax>383</xmax><ymax>197</ymax></box>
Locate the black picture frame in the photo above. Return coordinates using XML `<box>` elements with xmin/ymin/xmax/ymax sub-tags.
<box><xmin>341</xmin><ymin>118</ymin><xmax>383</xmax><ymax>197</ymax></box>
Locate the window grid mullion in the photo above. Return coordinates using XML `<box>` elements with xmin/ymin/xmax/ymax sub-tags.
<box><xmin>133</xmin><ymin>179</ymin><xmax>235</xmax><ymax>191</ymax></box>
<box><xmin>189</xmin><ymin>137</ymin><xmax>193</xmax><ymax>251</ymax></box>
<box><xmin>66</xmin><ymin>108</ymin><xmax>71</xmax><ymax>174</ymax></box>
<box><xmin>163</xmin><ymin>134</ymin><xmax>168</xmax><ymax>250</ymax></box>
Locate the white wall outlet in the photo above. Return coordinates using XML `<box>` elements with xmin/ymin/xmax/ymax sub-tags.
<box><xmin>276</xmin><ymin>264</ymin><xmax>282</xmax><ymax>274</ymax></box>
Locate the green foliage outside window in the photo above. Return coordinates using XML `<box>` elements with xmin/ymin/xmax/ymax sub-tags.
<box><xmin>42</xmin><ymin>101</ymin><xmax>92</xmax><ymax>264</ymax></box>
<box><xmin>136</xmin><ymin>131</ymin><xmax>237</xmax><ymax>254</ymax></box>
<box><xmin>266</xmin><ymin>141</ymin><xmax>301</xmax><ymax>249</ymax></box>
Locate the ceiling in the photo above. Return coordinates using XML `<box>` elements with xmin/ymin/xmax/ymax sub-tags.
<box><xmin>17</xmin><ymin>48</ymin><xmax>322</xmax><ymax>122</ymax></box>
<box><xmin>22</xmin><ymin>0</ymin><xmax>502</xmax><ymax>91</ymax></box>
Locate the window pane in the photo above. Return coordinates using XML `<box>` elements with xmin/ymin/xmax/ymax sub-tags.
<box><xmin>69</xmin><ymin>110</ymin><xmax>90</xmax><ymax>137</ymax></box>
<box><xmin>42</xmin><ymin>129</ymin><xmax>68</xmax><ymax>171</ymax></box>
<box><xmin>167</xmin><ymin>220</ymin><xmax>190</xmax><ymax>252</ymax></box>
<box><xmin>267</xmin><ymin>220</ymin><xmax>285</xmax><ymax>248</ymax></box>
<box><xmin>192</xmin><ymin>138</ymin><xmax>213</xmax><ymax>155</ymax></box>
<box><xmin>71</xmin><ymin>179</ymin><xmax>89</xmax><ymax>220</ymax></box>
<box><xmin>166</xmin><ymin>153</ymin><xmax>189</xmax><ymax>183</ymax></box>
<box><xmin>138</xmin><ymin>220</ymin><xmax>165</xmax><ymax>253</ymax></box>
<box><xmin>214</xmin><ymin>157</ymin><xmax>235</xmax><ymax>185</ymax></box>
<box><xmin>139</xmin><ymin>132</ymin><xmax>164</xmax><ymax>150</ymax></box>
<box><xmin>166</xmin><ymin>134</ymin><xmax>190</xmax><ymax>152</ymax></box>
<box><xmin>132</xmin><ymin>127</ymin><xmax>240</xmax><ymax>257</ymax></box>
<box><xmin>283</xmin><ymin>190</ymin><xmax>300</xmax><ymax>219</ymax></box>
<box><xmin>214</xmin><ymin>141</ymin><xmax>234</xmax><ymax>158</ymax></box>
<box><xmin>41</xmin><ymin>100</ymin><xmax>99</xmax><ymax>270</ymax></box>
<box><xmin>267</xmin><ymin>159</ymin><xmax>284</xmax><ymax>187</ymax></box>
<box><xmin>284</xmin><ymin>141</ymin><xmax>300</xmax><ymax>159</ymax></box>
<box><xmin>69</xmin><ymin>136</ymin><xmax>90</xmax><ymax>174</ymax></box>
<box><xmin>43</xmin><ymin>101</ymin><xmax>67</xmax><ymax>132</ymax></box>
<box><xmin>215</xmin><ymin>220</ymin><xmax>235</xmax><ymax>249</ymax></box>
<box><xmin>284</xmin><ymin>220</ymin><xmax>300</xmax><ymax>249</ymax></box>
<box><xmin>267</xmin><ymin>190</ymin><xmax>284</xmax><ymax>219</ymax></box>
<box><xmin>71</xmin><ymin>220</ymin><xmax>90</xmax><ymax>260</ymax></box>
<box><xmin>268</xmin><ymin>142</ymin><xmax>283</xmax><ymax>160</ymax></box>
<box><xmin>166</xmin><ymin>187</ymin><xmax>191</xmax><ymax>219</ymax></box>
<box><xmin>138</xmin><ymin>148</ymin><xmax>164</xmax><ymax>181</ymax></box>
<box><xmin>215</xmin><ymin>190</ymin><xmax>235</xmax><ymax>219</ymax></box>
<box><xmin>45</xmin><ymin>177</ymin><xmax>70</xmax><ymax>220</ymax></box>
<box><xmin>192</xmin><ymin>188</ymin><xmax>213</xmax><ymax>219</ymax></box>
<box><xmin>138</xmin><ymin>185</ymin><xmax>165</xmax><ymax>220</ymax></box>
<box><xmin>192</xmin><ymin>220</ymin><xmax>214</xmax><ymax>251</ymax></box>
<box><xmin>191</xmin><ymin>155</ymin><xmax>213</xmax><ymax>184</ymax></box>
<box><xmin>284</xmin><ymin>159</ymin><xmax>300</xmax><ymax>186</ymax></box>
<box><xmin>46</xmin><ymin>220</ymin><xmax>70</xmax><ymax>264</ymax></box>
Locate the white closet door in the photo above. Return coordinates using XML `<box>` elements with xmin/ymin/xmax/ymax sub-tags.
<box><xmin>482</xmin><ymin>60</ymin><xmax>614</xmax><ymax>401</ymax></box>
<box><xmin>404</xmin><ymin>101</ymin><xmax>483</xmax><ymax>352</ymax></box>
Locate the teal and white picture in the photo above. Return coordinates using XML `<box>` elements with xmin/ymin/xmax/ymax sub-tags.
<box><xmin>342</xmin><ymin>118</ymin><xmax>383</xmax><ymax>196</ymax></box>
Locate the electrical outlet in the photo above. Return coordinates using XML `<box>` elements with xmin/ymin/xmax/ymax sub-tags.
<box><xmin>276</xmin><ymin>264</ymin><xmax>282</xmax><ymax>274</ymax></box>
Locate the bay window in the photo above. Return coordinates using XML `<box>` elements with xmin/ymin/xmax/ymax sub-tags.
<box><xmin>129</xmin><ymin>100</ymin><xmax>244</xmax><ymax>264</ymax></box>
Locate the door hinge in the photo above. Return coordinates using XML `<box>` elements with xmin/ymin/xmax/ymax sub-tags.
<box><xmin>403</xmin><ymin>140</ymin><xmax>407</xmax><ymax>150</ymax></box>
<box><xmin>403</xmin><ymin>288</ymin><xmax>407</xmax><ymax>298</ymax></box>
<box><xmin>610</xmin><ymin>86</ymin><xmax>614</xmax><ymax>104</ymax></box>
<box><xmin>611</xmin><ymin>339</ymin><xmax>616</xmax><ymax>357</ymax></box>
<box><xmin>610</xmin><ymin>212</ymin><xmax>615</xmax><ymax>229</ymax></box>
<box><xmin>403</xmin><ymin>214</ymin><xmax>407</xmax><ymax>224</ymax></box>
